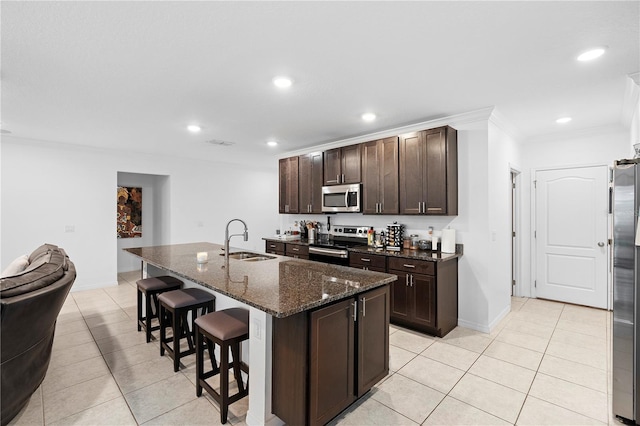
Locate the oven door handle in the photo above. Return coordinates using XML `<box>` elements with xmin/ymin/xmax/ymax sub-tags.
<box><xmin>309</xmin><ymin>246</ymin><xmax>349</xmax><ymax>259</ymax></box>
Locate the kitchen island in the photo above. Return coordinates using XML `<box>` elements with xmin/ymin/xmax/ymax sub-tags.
<box><xmin>124</xmin><ymin>242</ymin><xmax>396</xmax><ymax>426</ymax></box>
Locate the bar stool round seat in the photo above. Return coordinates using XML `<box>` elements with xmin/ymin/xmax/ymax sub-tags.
<box><xmin>158</xmin><ymin>288</ymin><xmax>215</xmax><ymax>372</ymax></box>
<box><xmin>136</xmin><ymin>276</ymin><xmax>183</xmax><ymax>343</ymax></box>
<box><xmin>195</xmin><ymin>308</ymin><xmax>249</xmax><ymax>424</ymax></box>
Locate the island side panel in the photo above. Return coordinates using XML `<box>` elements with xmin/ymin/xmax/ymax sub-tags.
<box><xmin>272</xmin><ymin>310</ymin><xmax>308</xmax><ymax>426</ymax></box>
<box><xmin>436</xmin><ymin>258</ymin><xmax>459</xmax><ymax>337</ymax></box>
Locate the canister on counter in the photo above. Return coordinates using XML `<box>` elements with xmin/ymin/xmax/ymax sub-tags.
<box><xmin>410</xmin><ymin>234</ymin><xmax>419</xmax><ymax>249</ymax></box>
<box><xmin>403</xmin><ymin>237</ymin><xmax>411</xmax><ymax>249</ymax></box>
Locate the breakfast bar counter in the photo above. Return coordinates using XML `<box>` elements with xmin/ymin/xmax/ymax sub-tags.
<box><xmin>124</xmin><ymin>242</ymin><xmax>396</xmax><ymax>426</ymax></box>
<box><xmin>124</xmin><ymin>242</ymin><xmax>396</xmax><ymax>318</ymax></box>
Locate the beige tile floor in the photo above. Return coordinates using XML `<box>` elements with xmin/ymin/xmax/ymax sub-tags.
<box><xmin>9</xmin><ymin>271</ymin><xmax>615</xmax><ymax>425</ymax></box>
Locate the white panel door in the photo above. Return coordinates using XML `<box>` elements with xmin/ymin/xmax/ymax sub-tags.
<box><xmin>535</xmin><ymin>166</ymin><xmax>608</xmax><ymax>308</ymax></box>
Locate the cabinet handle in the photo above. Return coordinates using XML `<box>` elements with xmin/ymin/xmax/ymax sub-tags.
<box><xmin>270</xmin><ymin>244</ymin><xmax>276</xmax><ymax>248</ymax></box>
<box><xmin>337</xmin><ymin>174</ymin><xmax>340</xmax><ymax>184</ymax></box>
<box><xmin>285</xmin><ymin>205</ymin><xmax>289</xmax><ymax>213</ymax></box>
<box><xmin>403</xmin><ymin>264</ymin><xmax>416</xmax><ymax>268</ymax></box>
<box><xmin>379</xmin><ymin>202</ymin><xmax>383</xmax><ymax>213</ymax></box>
<box><xmin>362</xmin><ymin>297</ymin><xmax>366</xmax><ymax>317</ymax></box>
<box><xmin>342</xmin><ymin>174</ymin><xmax>345</xmax><ymax>183</ymax></box>
<box><xmin>427</xmin><ymin>207</ymin><xmax>440</xmax><ymax>211</ymax></box>
<box><xmin>405</xmin><ymin>274</ymin><xmax>409</xmax><ymax>287</ymax></box>
<box><xmin>292</xmin><ymin>247</ymin><xmax>299</xmax><ymax>251</ymax></box>
<box><xmin>361</xmin><ymin>258</ymin><xmax>371</xmax><ymax>262</ymax></box>
<box><xmin>410</xmin><ymin>274</ymin><xmax>414</xmax><ymax>287</ymax></box>
<box><xmin>352</xmin><ymin>301</ymin><xmax>358</xmax><ymax>322</ymax></box>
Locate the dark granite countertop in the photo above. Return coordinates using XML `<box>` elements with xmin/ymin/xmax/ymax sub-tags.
<box><xmin>124</xmin><ymin>242</ymin><xmax>396</xmax><ymax>319</ymax></box>
<box><xmin>349</xmin><ymin>246</ymin><xmax>462</xmax><ymax>262</ymax></box>
<box><xmin>263</xmin><ymin>237</ymin><xmax>462</xmax><ymax>262</ymax></box>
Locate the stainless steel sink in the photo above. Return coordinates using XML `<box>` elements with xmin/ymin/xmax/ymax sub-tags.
<box><xmin>221</xmin><ymin>251</ymin><xmax>276</xmax><ymax>261</ymax></box>
<box><xmin>242</xmin><ymin>256</ymin><xmax>276</xmax><ymax>262</ymax></box>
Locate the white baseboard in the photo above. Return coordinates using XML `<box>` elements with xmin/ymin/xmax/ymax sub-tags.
<box><xmin>457</xmin><ymin>318</ymin><xmax>490</xmax><ymax>334</ymax></box>
<box><xmin>488</xmin><ymin>304</ymin><xmax>511</xmax><ymax>333</ymax></box>
<box><xmin>457</xmin><ymin>304</ymin><xmax>511</xmax><ymax>334</ymax></box>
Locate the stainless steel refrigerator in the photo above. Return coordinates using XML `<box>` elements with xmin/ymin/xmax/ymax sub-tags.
<box><xmin>613</xmin><ymin>158</ymin><xmax>640</xmax><ymax>423</ymax></box>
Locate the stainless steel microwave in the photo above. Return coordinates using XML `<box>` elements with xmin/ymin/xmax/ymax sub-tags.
<box><xmin>321</xmin><ymin>184</ymin><xmax>361</xmax><ymax>213</ymax></box>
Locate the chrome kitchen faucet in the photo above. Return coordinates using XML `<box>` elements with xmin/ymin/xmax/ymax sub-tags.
<box><xmin>224</xmin><ymin>218</ymin><xmax>249</xmax><ymax>264</ymax></box>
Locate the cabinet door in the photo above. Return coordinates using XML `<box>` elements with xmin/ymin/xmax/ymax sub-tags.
<box><xmin>309</xmin><ymin>299</ymin><xmax>355</xmax><ymax>426</ymax></box>
<box><xmin>309</xmin><ymin>152</ymin><xmax>324</xmax><ymax>213</ymax></box>
<box><xmin>341</xmin><ymin>144</ymin><xmax>361</xmax><ymax>184</ymax></box>
<box><xmin>299</xmin><ymin>152</ymin><xmax>323</xmax><ymax>214</ymax></box>
<box><xmin>412</xmin><ymin>273</ymin><xmax>436</xmax><ymax>329</ymax></box>
<box><xmin>424</xmin><ymin>128</ymin><xmax>447</xmax><ymax>214</ymax></box>
<box><xmin>361</xmin><ymin>140</ymin><xmax>381</xmax><ymax>214</ymax></box>
<box><xmin>357</xmin><ymin>286</ymin><xmax>389</xmax><ymax>396</ymax></box>
<box><xmin>399</xmin><ymin>132</ymin><xmax>425</xmax><ymax>214</ymax></box>
<box><xmin>362</xmin><ymin>137</ymin><xmax>399</xmax><ymax>215</ymax></box>
<box><xmin>323</xmin><ymin>148</ymin><xmax>341</xmax><ymax>186</ymax></box>
<box><xmin>380</xmin><ymin>137</ymin><xmax>399</xmax><ymax>214</ymax></box>
<box><xmin>279</xmin><ymin>157</ymin><xmax>299</xmax><ymax>213</ymax></box>
<box><xmin>299</xmin><ymin>154</ymin><xmax>312</xmax><ymax>214</ymax></box>
<box><xmin>389</xmin><ymin>272</ymin><xmax>411</xmax><ymax>322</ymax></box>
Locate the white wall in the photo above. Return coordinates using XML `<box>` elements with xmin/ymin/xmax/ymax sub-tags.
<box><xmin>487</xmin><ymin>117</ymin><xmax>522</xmax><ymax>328</ymax></box>
<box><xmin>519</xmin><ymin>125</ymin><xmax>630</xmax><ymax>299</ymax></box>
<box><xmin>1</xmin><ymin>137</ymin><xmax>278</xmax><ymax>291</ymax></box>
<box><xmin>117</xmin><ymin>172</ymin><xmax>170</xmax><ymax>273</ymax></box>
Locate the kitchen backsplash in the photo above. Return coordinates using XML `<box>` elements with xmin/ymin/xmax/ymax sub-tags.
<box><xmin>277</xmin><ymin>213</ymin><xmax>458</xmax><ymax>242</ymax></box>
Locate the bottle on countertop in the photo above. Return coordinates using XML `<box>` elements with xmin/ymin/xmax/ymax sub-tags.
<box><xmin>367</xmin><ymin>227</ymin><xmax>374</xmax><ymax>246</ymax></box>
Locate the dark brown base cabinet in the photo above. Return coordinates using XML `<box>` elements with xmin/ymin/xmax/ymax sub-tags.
<box><xmin>349</xmin><ymin>252</ymin><xmax>386</xmax><ymax>273</ymax></box>
<box><xmin>272</xmin><ymin>285</ymin><xmax>390</xmax><ymax>426</ymax></box>
<box><xmin>388</xmin><ymin>257</ymin><xmax>458</xmax><ymax>338</ymax></box>
<box><xmin>265</xmin><ymin>241</ymin><xmax>285</xmax><ymax>256</ymax></box>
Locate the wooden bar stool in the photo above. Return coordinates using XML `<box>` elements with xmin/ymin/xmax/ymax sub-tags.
<box><xmin>194</xmin><ymin>308</ymin><xmax>249</xmax><ymax>424</ymax></box>
<box><xmin>136</xmin><ymin>276</ymin><xmax>183</xmax><ymax>342</ymax></box>
<box><xmin>158</xmin><ymin>288</ymin><xmax>215</xmax><ymax>372</ymax></box>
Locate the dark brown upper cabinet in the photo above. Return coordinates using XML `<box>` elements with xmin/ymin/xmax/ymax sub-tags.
<box><xmin>361</xmin><ymin>137</ymin><xmax>399</xmax><ymax>215</ymax></box>
<box><xmin>298</xmin><ymin>152</ymin><xmax>323</xmax><ymax>214</ymax></box>
<box><xmin>399</xmin><ymin>126</ymin><xmax>457</xmax><ymax>215</ymax></box>
<box><xmin>279</xmin><ymin>156</ymin><xmax>299</xmax><ymax>214</ymax></box>
<box><xmin>323</xmin><ymin>144</ymin><xmax>361</xmax><ymax>186</ymax></box>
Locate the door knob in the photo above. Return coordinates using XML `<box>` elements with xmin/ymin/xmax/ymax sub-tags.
<box><xmin>598</xmin><ymin>242</ymin><xmax>605</xmax><ymax>247</ymax></box>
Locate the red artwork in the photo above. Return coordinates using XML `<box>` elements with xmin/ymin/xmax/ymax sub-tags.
<box><xmin>117</xmin><ymin>186</ymin><xmax>142</xmax><ymax>238</ymax></box>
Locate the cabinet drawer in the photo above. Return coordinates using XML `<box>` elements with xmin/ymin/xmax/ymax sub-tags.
<box><xmin>387</xmin><ymin>257</ymin><xmax>435</xmax><ymax>275</ymax></box>
<box><xmin>286</xmin><ymin>244</ymin><xmax>309</xmax><ymax>257</ymax></box>
<box><xmin>265</xmin><ymin>241</ymin><xmax>285</xmax><ymax>254</ymax></box>
<box><xmin>350</xmin><ymin>253</ymin><xmax>386</xmax><ymax>270</ymax></box>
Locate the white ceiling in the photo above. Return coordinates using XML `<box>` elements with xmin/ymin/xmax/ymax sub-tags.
<box><xmin>1</xmin><ymin>1</ymin><xmax>638</xmax><ymax>166</ymax></box>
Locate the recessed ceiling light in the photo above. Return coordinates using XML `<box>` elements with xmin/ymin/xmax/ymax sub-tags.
<box><xmin>187</xmin><ymin>125</ymin><xmax>201</xmax><ymax>133</ymax></box>
<box><xmin>556</xmin><ymin>117</ymin><xmax>572</xmax><ymax>124</ymax></box>
<box><xmin>361</xmin><ymin>113</ymin><xmax>376</xmax><ymax>122</ymax></box>
<box><xmin>577</xmin><ymin>47</ymin><xmax>606</xmax><ymax>62</ymax></box>
<box><xmin>267</xmin><ymin>141</ymin><xmax>278</xmax><ymax>147</ymax></box>
<box><xmin>273</xmin><ymin>77</ymin><xmax>293</xmax><ymax>88</ymax></box>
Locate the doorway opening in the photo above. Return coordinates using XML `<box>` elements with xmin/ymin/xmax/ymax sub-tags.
<box><xmin>117</xmin><ymin>172</ymin><xmax>170</xmax><ymax>273</ymax></box>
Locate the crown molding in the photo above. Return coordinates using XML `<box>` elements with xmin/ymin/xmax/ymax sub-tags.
<box><xmin>523</xmin><ymin>122</ymin><xmax>627</xmax><ymax>145</ymax></box>
<box><xmin>279</xmin><ymin>107</ymin><xmax>495</xmax><ymax>159</ymax></box>
<box><xmin>488</xmin><ymin>108</ymin><xmax>523</xmax><ymax>142</ymax></box>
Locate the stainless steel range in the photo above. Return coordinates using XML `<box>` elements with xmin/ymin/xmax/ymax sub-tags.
<box><xmin>308</xmin><ymin>225</ymin><xmax>370</xmax><ymax>266</ymax></box>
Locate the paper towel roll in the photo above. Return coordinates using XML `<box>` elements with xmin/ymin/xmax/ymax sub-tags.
<box><xmin>441</xmin><ymin>228</ymin><xmax>456</xmax><ymax>253</ymax></box>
